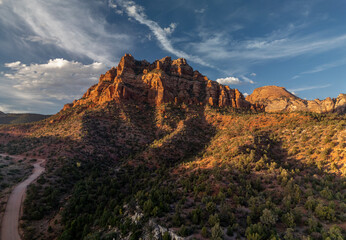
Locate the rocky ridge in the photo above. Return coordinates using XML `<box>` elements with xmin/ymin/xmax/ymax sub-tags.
<box><xmin>62</xmin><ymin>54</ymin><xmax>345</xmax><ymax>114</ymax></box>
<box><xmin>246</xmin><ymin>86</ymin><xmax>346</xmax><ymax>113</ymax></box>
<box><xmin>63</xmin><ymin>54</ymin><xmax>250</xmax><ymax>111</ymax></box>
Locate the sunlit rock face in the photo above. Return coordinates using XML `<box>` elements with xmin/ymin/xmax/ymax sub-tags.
<box><xmin>63</xmin><ymin>54</ymin><xmax>250</xmax><ymax>110</ymax></box>
<box><xmin>246</xmin><ymin>86</ymin><xmax>346</xmax><ymax>113</ymax></box>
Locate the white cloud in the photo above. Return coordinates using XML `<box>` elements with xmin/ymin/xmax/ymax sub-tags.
<box><xmin>164</xmin><ymin>23</ymin><xmax>177</xmax><ymax>35</ymax></box>
<box><xmin>243</xmin><ymin>92</ymin><xmax>249</xmax><ymax>97</ymax></box>
<box><xmin>110</xmin><ymin>0</ymin><xmax>216</xmax><ymax>69</ymax></box>
<box><xmin>0</xmin><ymin>80</ymin><xmax>57</xmax><ymax>113</ymax></box>
<box><xmin>250</xmin><ymin>73</ymin><xmax>256</xmax><ymax>76</ymax></box>
<box><xmin>216</xmin><ymin>76</ymin><xmax>242</xmax><ymax>85</ymax></box>
<box><xmin>216</xmin><ymin>74</ymin><xmax>255</xmax><ymax>85</ymax></box>
<box><xmin>0</xmin><ymin>0</ymin><xmax>132</xmax><ymax>66</ymax></box>
<box><xmin>3</xmin><ymin>59</ymin><xmax>107</xmax><ymax>101</ymax></box>
<box><xmin>4</xmin><ymin>61</ymin><xmax>23</xmax><ymax>69</ymax></box>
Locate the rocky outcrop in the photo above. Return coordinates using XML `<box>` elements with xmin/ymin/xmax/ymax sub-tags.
<box><xmin>246</xmin><ymin>86</ymin><xmax>346</xmax><ymax>113</ymax></box>
<box><xmin>63</xmin><ymin>54</ymin><xmax>250</xmax><ymax>111</ymax></box>
<box><xmin>147</xmin><ymin>219</ymin><xmax>184</xmax><ymax>240</ymax></box>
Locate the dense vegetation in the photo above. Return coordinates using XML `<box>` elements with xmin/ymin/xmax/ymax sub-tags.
<box><xmin>1</xmin><ymin>102</ymin><xmax>345</xmax><ymax>239</ymax></box>
<box><xmin>0</xmin><ymin>155</ymin><xmax>32</xmax><ymax>191</ymax></box>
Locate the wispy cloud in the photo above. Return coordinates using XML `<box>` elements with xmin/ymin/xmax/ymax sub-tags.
<box><xmin>25</xmin><ymin>35</ymin><xmax>59</xmax><ymax>45</ymax></box>
<box><xmin>301</xmin><ymin>59</ymin><xmax>346</xmax><ymax>75</ymax></box>
<box><xmin>288</xmin><ymin>84</ymin><xmax>331</xmax><ymax>92</ymax></box>
<box><xmin>240</xmin><ymin>75</ymin><xmax>255</xmax><ymax>84</ymax></box>
<box><xmin>0</xmin><ymin>0</ymin><xmax>132</xmax><ymax>66</ymax></box>
<box><xmin>190</xmin><ymin>23</ymin><xmax>346</xmax><ymax>71</ymax></box>
<box><xmin>194</xmin><ymin>8</ymin><xmax>206</xmax><ymax>14</ymax></box>
<box><xmin>197</xmin><ymin>33</ymin><xmax>346</xmax><ymax>62</ymax></box>
<box><xmin>110</xmin><ymin>0</ymin><xmax>216</xmax><ymax>69</ymax></box>
<box><xmin>291</xmin><ymin>58</ymin><xmax>346</xmax><ymax>79</ymax></box>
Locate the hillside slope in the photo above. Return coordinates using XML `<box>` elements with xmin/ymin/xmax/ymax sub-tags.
<box><xmin>15</xmin><ymin>108</ymin><xmax>346</xmax><ymax>240</ymax></box>
<box><xmin>0</xmin><ymin>55</ymin><xmax>344</xmax><ymax>240</ymax></box>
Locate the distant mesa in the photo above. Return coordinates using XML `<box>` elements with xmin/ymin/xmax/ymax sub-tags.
<box><xmin>246</xmin><ymin>86</ymin><xmax>298</xmax><ymax>103</ymax></box>
<box><xmin>63</xmin><ymin>53</ymin><xmax>250</xmax><ymax>111</ymax></box>
<box><xmin>246</xmin><ymin>86</ymin><xmax>346</xmax><ymax>113</ymax></box>
<box><xmin>0</xmin><ymin>112</ymin><xmax>50</xmax><ymax>124</ymax></box>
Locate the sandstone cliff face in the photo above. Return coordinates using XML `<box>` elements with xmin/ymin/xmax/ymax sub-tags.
<box><xmin>63</xmin><ymin>54</ymin><xmax>250</xmax><ymax>110</ymax></box>
<box><xmin>246</xmin><ymin>86</ymin><xmax>346</xmax><ymax>113</ymax></box>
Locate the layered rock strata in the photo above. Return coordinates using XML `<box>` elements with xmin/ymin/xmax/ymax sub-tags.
<box><xmin>63</xmin><ymin>54</ymin><xmax>250</xmax><ymax>110</ymax></box>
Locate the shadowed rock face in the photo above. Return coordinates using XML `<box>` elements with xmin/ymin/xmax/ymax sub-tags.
<box><xmin>63</xmin><ymin>54</ymin><xmax>250</xmax><ymax>111</ymax></box>
<box><xmin>246</xmin><ymin>86</ymin><xmax>346</xmax><ymax>113</ymax></box>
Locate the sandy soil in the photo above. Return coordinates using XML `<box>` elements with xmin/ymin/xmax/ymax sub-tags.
<box><xmin>0</xmin><ymin>154</ymin><xmax>45</xmax><ymax>240</ymax></box>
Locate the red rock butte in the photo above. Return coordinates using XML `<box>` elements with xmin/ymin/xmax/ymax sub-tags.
<box><xmin>246</xmin><ymin>86</ymin><xmax>346</xmax><ymax>113</ymax></box>
<box><xmin>246</xmin><ymin>85</ymin><xmax>298</xmax><ymax>103</ymax></box>
<box><xmin>63</xmin><ymin>54</ymin><xmax>250</xmax><ymax>111</ymax></box>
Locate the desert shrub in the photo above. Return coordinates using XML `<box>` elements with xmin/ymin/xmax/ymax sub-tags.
<box><xmin>211</xmin><ymin>223</ymin><xmax>223</xmax><ymax>240</ymax></box>
<box><xmin>305</xmin><ymin>196</ymin><xmax>317</xmax><ymax>211</ymax></box>
<box><xmin>206</xmin><ymin>201</ymin><xmax>216</xmax><ymax>214</ymax></box>
<box><xmin>260</xmin><ymin>208</ymin><xmax>277</xmax><ymax>227</ymax></box>
<box><xmin>282</xmin><ymin>211</ymin><xmax>296</xmax><ymax>228</ymax></box>
<box><xmin>314</xmin><ymin>203</ymin><xmax>336</xmax><ymax>221</ymax></box>
<box><xmin>245</xmin><ymin>223</ymin><xmax>265</xmax><ymax>240</ymax></box>
<box><xmin>208</xmin><ymin>214</ymin><xmax>220</xmax><ymax>227</ymax></box>
<box><xmin>320</xmin><ymin>187</ymin><xmax>333</xmax><ymax>200</ymax></box>
<box><xmin>307</xmin><ymin>217</ymin><xmax>321</xmax><ymax>233</ymax></box>
<box><xmin>324</xmin><ymin>225</ymin><xmax>344</xmax><ymax>240</ymax></box>
<box><xmin>162</xmin><ymin>232</ymin><xmax>171</xmax><ymax>240</ymax></box>
<box><xmin>284</xmin><ymin>228</ymin><xmax>295</xmax><ymax>240</ymax></box>
<box><xmin>201</xmin><ymin>226</ymin><xmax>208</xmax><ymax>238</ymax></box>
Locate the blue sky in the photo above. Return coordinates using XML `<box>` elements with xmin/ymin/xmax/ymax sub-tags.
<box><xmin>0</xmin><ymin>0</ymin><xmax>345</xmax><ymax>114</ymax></box>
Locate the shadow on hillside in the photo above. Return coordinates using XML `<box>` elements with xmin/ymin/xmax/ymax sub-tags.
<box><xmin>80</xmin><ymin>101</ymin><xmax>159</xmax><ymax>160</ymax></box>
<box><xmin>334</xmin><ymin>103</ymin><xmax>346</xmax><ymax>114</ymax></box>
<box><xmin>1</xmin><ymin>101</ymin><xmax>217</xmax><ymax>167</ymax></box>
<box><xmin>238</xmin><ymin>130</ymin><xmax>344</xmax><ymax>186</ymax></box>
<box><xmin>79</xmin><ymin>101</ymin><xmax>217</xmax><ymax>167</ymax></box>
<box><xmin>206</xmin><ymin>130</ymin><xmax>345</xmax><ymax>236</ymax></box>
<box><xmin>138</xmin><ymin>107</ymin><xmax>216</xmax><ymax>167</ymax></box>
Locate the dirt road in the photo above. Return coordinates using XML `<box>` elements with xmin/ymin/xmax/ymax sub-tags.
<box><xmin>0</xmin><ymin>155</ymin><xmax>45</xmax><ymax>240</ymax></box>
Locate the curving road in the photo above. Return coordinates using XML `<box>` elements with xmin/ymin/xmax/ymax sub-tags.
<box><xmin>0</xmin><ymin>156</ymin><xmax>45</xmax><ymax>240</ymax></box>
